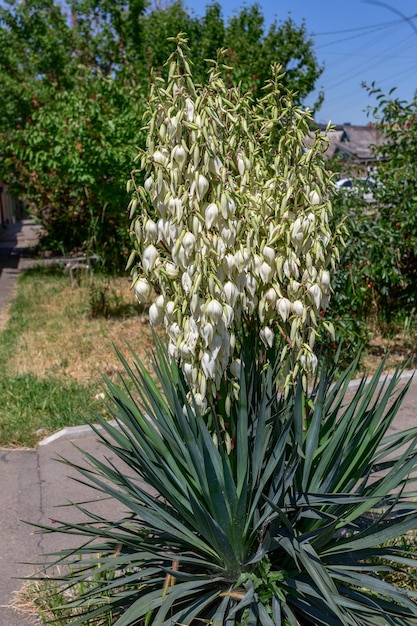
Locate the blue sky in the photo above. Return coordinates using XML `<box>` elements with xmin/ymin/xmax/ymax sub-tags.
<box><xmin>183</xmin><ymin>0</ymin><xmax>417</xmax><ymax>126</ymax></box>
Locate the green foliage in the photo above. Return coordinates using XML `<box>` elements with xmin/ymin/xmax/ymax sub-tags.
<box><xmin>13</xmin><ymin>68</ymin><xmax>146</xmax><ymax>268</ymax></box>
<box><xmin>320</xmin><ymin>187</ymin><xmax>374</xmax><ymax>367</ymax></box>
<box><xmin>0</xmin><ymin>0</ymin><xmax>323</xmax><ymax>271</ymax></box>
<box><xmin>365</xmin><ymin>87</ymin><xmax>417</xmax><ymax>320</ymax></box>
<box><xmin>329</xmin><ymin>86</ymin><xmax>417</xmax><ymax>335</ymax></box>
<box><xmin>34</xmin><ymin>342</ymin><xmax>417</xmax><ymax>625</ymax></box>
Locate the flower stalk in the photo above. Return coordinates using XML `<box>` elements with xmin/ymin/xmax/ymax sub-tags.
<box><xmin>129</xmin><ymin>34</ymin><xmax>341</xmax><ymax>409</ymax></box>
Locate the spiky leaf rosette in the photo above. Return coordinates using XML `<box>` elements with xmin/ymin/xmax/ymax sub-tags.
<box><xmin>33</xmin><ymin>344</ymin><xmax>417</xmax><ymax>625</ymax></box>
<box><xmin>128</xmin><ymin>34</ymin><xmax>341</xmax><ymax>410</ymax></box>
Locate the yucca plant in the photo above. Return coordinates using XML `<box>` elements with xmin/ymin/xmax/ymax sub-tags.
<box><xmin>32</xmin><ymin>34</ymin><xmax>417</xmax><ymax>626</ymax></box>
<box><xmin>34</xmin><ymin>339</ymin><xmax>417</xmax><ymax>626</ymax></box>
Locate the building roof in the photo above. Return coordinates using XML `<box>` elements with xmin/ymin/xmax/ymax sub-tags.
<box><xmin>306</xmin><ymin>123</ymin><xmax>388</xmax><ymax>162</ymax></box>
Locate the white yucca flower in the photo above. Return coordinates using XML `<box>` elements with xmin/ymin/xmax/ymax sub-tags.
<box><xmin>129</xmin><ymin>36</ymin><xmax>340</xmax><ymax>405</ymax></box>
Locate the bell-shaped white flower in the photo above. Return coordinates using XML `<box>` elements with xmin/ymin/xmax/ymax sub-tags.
<box><xmin>168</xmin><ymin>197</ymin><xmax>183</xmax><ymax>221</ymax></box>
<box><xmin>204</xmin><ymin>202</ymin><xmax>219</xmax><ymax>230</ymax></box>
<box><xmin>223</xmin><ymin>281</ymin><xmax>239</xmax><ymax>307</ymax></box>
<box><xmin>319</xmin><ymin>270</ymin><xmax>331</xmax><ymax>290</ymax></box>
<box><xmin>134</xmin><ymin>278</ymin><xmax>151</xmax><ymax>303</ymax></box>
<box><xmin>308</xmin><ymin>284</ymin><xmax>322</xmax><ymax>309</ymax></box>
<box><xmin>142</xmin><ymin>245</ymin><xmax>159</xmax><ymax>272</ymax></box>
<box><xmin>209</xmin><ymin>155</ymin><xmax>223</xmax><ymax>175</ymax></box>
<box><xmin>149</xmin><ymin>302</ymin><xmax>164</xmax><ymax>325</ymax></box>
<box><xmin>221</xmin><ymin>226</ymin><xmax>235</xmax><ymax>246</ymax></box>
<box><xmin>165</xmin><ymin>262</ymin><xmax>179</xmax><ymax>279</ymax></box>
<box><xmin>201</xmin><ymin>322</ymin><xmax>214</xmax><ymax>347</ymax></box>
<box><xmin>152</xmin><ymin>150</ymin><xmax>167</xmax><ymax>165</ymax></box>
<box><xmin>209</xmin><ymin>332</ymin><xmax>223</xmax><ymax>359</ymax></box>
<box><xmin>260</xmin><ymin>326</ymin><xmax>274</xmax><ymax>348</ymax></box>
<box><xmin>277</xmin><ymin>297</ymin><xmax>291</xmax><ymax>322</ymax></box>
<box><xmin>259</xmin><ymin>261</ymin><xmax>273</xmax><ymax>284</ymax></box>
<box><xmin>264</xmin><ymin>287</ymin><xmax>277</xmax><ymax>306</ymax></box>
<box><xmin>181</xmin><ymin>271</ymin><xmax>193</xmax><ymax>294</ymax></box>
<box><xmin>168</xmin><ymin>322</ymin><xmax>181</xmax><ymax>343</ymax></box>
<box><xmin>165</xmin><ymin>300</ymin><xmax>176</xmax><ymax>319</ymax></box>
<box><xmin>292</xmin><ymin>300</ymin><xmax>304</xmax><ymax>317</ymax></box>
<box><xmin>206</xmin><ymin>299</ymin><xmax>223</xmax><ymax>324</ymax></box>
<box><xmin>237</xmin><ymin>155</ymin><xmax>245</xmax><ymax>176</ymax></box>
<box><xmin>144</xmin><ymin>220</ymin><xmax>158</xmax><ymax>242</ymax></box>
<box><xmin>220</xmin><ymin>194</ymin><xmax>236</xmax><ymax>219</ymax></box>
<box><xmin>262</xmin><ymin>245</ymin><xmax>275</xmax><ymax>265</ymax></box>
<box><xmin>222</xmin><ymin>303</ymin><xmax>234</xmax><ymax>327</ymax></box>
<box><xmin>309</xmin><ymin>190</ymin><xmax>321</xmax><ymax>205</ymax></box>
<box><xmin>182</xmin><ymin>232</ymin><xmax>196</xmax><ymax>256</ymax></box>
<box><xmin>201</xmin><ymin>351</ymin><xmax>216</xmax><ymax>380</ymax></box>
<box><xmin>246</xmin><ymin>274</ymin><xmax>258</xmax><ymax>297</ymax></box>
<box><xmin>300</xmin><ymin>351</ymin><xmax>318</xmax><ymax>373</ymax></box>
<box><xmin>154</xmin><ymin>294</ymin><xmax>165</xmax><ymax>309</ymax></box>
<box><xmin>197</xmin><ymin>174</ymin><xmax>209</xmax><ymax>199</ymax></box>
<box><xmin>171</xmin><ymin>144</ymin><xmax>187</xmax><ymax>167</ymax></box>
<box><xmin>184</xmin><ymin>98</ymin><xmax>195</xmax><ymax>122</ymax></box>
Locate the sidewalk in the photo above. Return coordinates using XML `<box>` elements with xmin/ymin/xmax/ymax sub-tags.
<box><xmin>1</xmin><ymin>220</ymin><xmax>417</xmax><ymax>625</ymax></box>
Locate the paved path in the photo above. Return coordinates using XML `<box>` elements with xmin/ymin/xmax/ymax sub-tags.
<box><xmin>1</xmin><ymin>219</ymin><xmax>417</xmax><ymax>625</ymax></box>
<box><xmin>0</xmin><ymin>218</ymin><xmax>42</xmax><ymax>330</ymax></box>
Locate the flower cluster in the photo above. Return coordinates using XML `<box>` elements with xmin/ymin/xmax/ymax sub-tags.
<box><xmin>128</xmin><ymin>36</ymin><xmax>339</xmax><ymax>409</ymax></box>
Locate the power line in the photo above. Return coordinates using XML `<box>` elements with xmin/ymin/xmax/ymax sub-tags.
<box><xmin>313</xmin><ymin>15</ymin><xmax>416</xmax><ymax>37</ymax></box>
<box><xmin>315</xmin><ymin>20</ymin><xmax>411</xmax><ymax>50</ymax></box>
<box><xmin>364</xmin><ymin>1</ymin><xmax>417</xmax><ymax>39</ymax></box>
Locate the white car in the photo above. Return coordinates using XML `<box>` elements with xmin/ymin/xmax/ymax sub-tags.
<box><xmin>334</xmin><ymin>177</ymin><xmax>375</xmax><ymax>203</ymax></box>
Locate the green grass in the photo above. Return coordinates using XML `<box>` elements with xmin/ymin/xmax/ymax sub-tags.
<box><xmin>0</xmin><ymin>267</ymin><xmax>147</xmax><ymax>448</ymax></box>
<box><xmin>0</xmin><ymin>372</ymin><xmax>102</xmax><ymax>447</ymax></box>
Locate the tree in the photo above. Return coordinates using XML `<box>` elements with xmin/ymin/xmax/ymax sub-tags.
<box><xmin>144</xmin><ymin>2</ymin><xmax>323</xmax><ymax>105</ymax></box>
<box><xmin>0</xmin><ymin>0</ymin><xmax>323</xmax><ymax>270</ymax></box>
<box><xmin>363</xmin><ymin>86</ymin><xmax>417</xmax><ymax>320</ymax></box>
<box><xmin>0</xmin><ymin>0</ymin><xmax>148</xmax><ymax>270</ymax></box>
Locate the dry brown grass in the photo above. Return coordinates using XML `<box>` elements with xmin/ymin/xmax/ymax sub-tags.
<box><xmin>7</xmin><ymin>270</ymin><xmax>159</xmax><ymax>385</ymax></box>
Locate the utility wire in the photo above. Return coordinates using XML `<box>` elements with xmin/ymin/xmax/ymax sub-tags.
<box><xmin>314</xmin><ymin>15</ymin><xmax>416</xmax><ymax>36</ymax></box>
<box><xmin>315</xmin><ymin>20</ymin><xmax>413</xmax><ymax>49</ymax></box>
